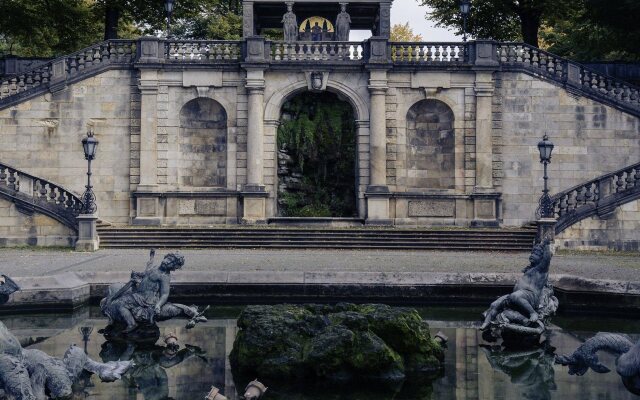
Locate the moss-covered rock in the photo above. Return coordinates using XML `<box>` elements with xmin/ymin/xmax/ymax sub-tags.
<box><xmin>229</xmin><ymin>303</ymin><xmax>444</xmax><ymax>384</ymax></box>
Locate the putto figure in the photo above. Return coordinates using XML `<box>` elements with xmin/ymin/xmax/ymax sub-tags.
<box><xmin>100</xmin><ymin>250</ymin><xmax>207</xmax><ymax>336</ymax></box>
<box><xmin>480</xmin><ymin>240</ymin><xmax>558</xmax><ymax>346</ymax></box>
<box><xmin>335</xmin><ymin>3</ymin><xmax>351</xmax><ymax>41</ymax></box>
<box><xmin>282</xmin><ymin>2</ymin><xmax>298</xmax><ymax>42</ymax></box>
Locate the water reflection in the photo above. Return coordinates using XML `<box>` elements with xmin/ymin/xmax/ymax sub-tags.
<box><xmin>4</xmin><ymin>309</ymin><xmax>639</xmax><ymax>400</ymax></box>
<box><xmin>480</xmin><ymin>341</ymin><xmax>556</xmax><ymax>400</ymax></box>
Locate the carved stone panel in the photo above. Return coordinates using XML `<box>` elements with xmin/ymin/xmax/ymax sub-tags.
<box><xmin>475</xmin><ymin>199</ymin><xmax>496</xmax><ymax>219</ymax></box>
<box><xmin>408</xmin><ymin>200</ymin><xmax>455</xmax><ymax>217</ymax></box>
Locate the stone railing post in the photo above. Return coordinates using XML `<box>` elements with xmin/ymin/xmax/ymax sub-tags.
<box><xmin>136</xmin><ymin>37</ymin><xmax>164</xmax><ymax>64</ymax></box>
<box><xmin>469</xmin><ymin>40</ymin><xmax>499</xmax><ymax>68</ymax></box>
<box><xmin>367</xmin><ymin>37</ymin><xmax>391</xmax><ymax>64</ymax></box>
<box><xmin>566</xmin><ymin>62</ymin><xmax>582</xmax><ymax>89</ymax></box>
<box><xmin>244</xmin><ymin>36</ymin><xmax>269</xmax><ymax>63</ymax></box>
<box><xmin>48</xmin><ymin>59</ymin><xmax>68</xmax><ymax>93</ymax></box>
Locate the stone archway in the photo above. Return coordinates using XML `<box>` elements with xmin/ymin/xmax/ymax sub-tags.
<box><xmin>276</xmin><ymin>91</ymin><xmax>358</xmax><ymax>217</ymax></box>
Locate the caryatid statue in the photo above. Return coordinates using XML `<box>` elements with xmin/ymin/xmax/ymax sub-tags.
<box><xmin>335</xmin><ymin>3</ymin><xmax>351</xmax><ymax>41</ymax></box>
<box><xmin>282</xmin><ymin>2</ymin><xmax>298</xmax><ymax>42</ymax></box>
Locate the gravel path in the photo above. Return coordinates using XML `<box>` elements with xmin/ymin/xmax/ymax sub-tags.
<box><xmin>0</xmin><ymin>248</ymin><xmax>638</xmax><ymax>281</ymax></box>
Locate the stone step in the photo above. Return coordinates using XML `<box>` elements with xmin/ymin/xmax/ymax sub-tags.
<box><xmin>97</xmin><ymin>226</ymin><xmax>536</xmax><ymax>251</ymax></box>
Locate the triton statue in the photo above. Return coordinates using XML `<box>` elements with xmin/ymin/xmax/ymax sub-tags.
<box><xmin>556</xmin><ymin>333</ymin><xmax>640</xmax><ymax>395</ymax></box>
<box><xmin>0</xmin><ymin>275</ymin><xmax>131</xmax><ymax>400</ymax></box>
<box><xmin>100</xmin><ymin>250</ymin><xmax>207</xmax><ymax>337</ymax></box>
<box><xmin>480</xmin><ymin>240</ymin><xmax>559</xmax><ymax>346</ymax></box>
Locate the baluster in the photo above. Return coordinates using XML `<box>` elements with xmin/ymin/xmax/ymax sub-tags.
<box><xmin>297</xmin><ymin>43</ymin><xmax>305</xmax><ymax>60</ymax></box>
<box><xmin>547</xmin><ymin>56</ymin><xmax>555</xmax><ymax>75</ymax></box>
<box><xmin>17</xmin><ymin>75</ymin><xmax>25</xmax><ymax>92</ymax></box>
<box><xmin>625</xmin><ymin>169</ymin><xmax>635</xmax><ymax>189</ymax></box>
<box><xmin>415</xmin><ymin>45</ymin><xmax>423</xmax><ymax>62</ymax></box>
<box><xmin>574</xmin><ymin>186</ymin><xmax>585</xmax><ymax>206</ymax></box>
<box><xmin>9</xmin><ymin>77</ymin><xmax>17</xmax><ymax>95</ymax></box>
<box><xmin>274</xmin><ymin>44</ymin><xmax>282</xmax><ymax>61</ymax></box>
<box><xmin>311</xmin><ymin>43</ymin><xmax>320</xmax><ymax>60</ymax></box>
<box><xmin>57</xmin><ymin>190</ymin><xmax>66</xmax><ymax>205</ymax></box>
<box><xmin>39</xmin><ymin>181</ymin><xmax>48</xmax><ymax>198</ymax></box>
<box><xmin>7</xmin><ymin>170</ymin><xmax>17</xmax><ymax>191</ymax></box>
<box><xmin>65</xmin><ymin>192</ymin><xmax>75</xmax><ymax>210</ymax></box>
<box><xmin>584</xmin><ymin>183</ymin><xmax>594</xmax><ymax>203</ymax></box>
<box><xmin>77</xmin><ymin>54</ymin><xmax>85</xmax><ymax>70</ymax></box>
<box><xmin>566</xmin><ymin>191</ymin><xmax>576</xmax><ymax>212</ymax></box>
<box><xmin>49</xmin><ymin>186</ymin><xmax>58</xmax><ymax>203</ymax></box>
<box><xmin>558</xmin><ymin>195</ymin><xmax>569</xmax><ymax>216</ymax></box>
<box><xmin>328</xmin><ymin>43</ymin><xmax>336</xmax><ymax>59</ymax></box>
<box><xmin>356</xmin><ymin>45</ymin><xmax>363</xmax><ymax>60</ymax></box>
<box><xmin>321</xmin><ymin>44</ymin><xmax>329</xmax><ymax>60</ymax></box>
<box><xmin>223</xmin><ymin>43</ymin><xmax>231</xmax><ymax>60</ymax></box>
<box><xmin>425</xmin><ymin>45</ymin><xmax>433</xmax><ymax>62</ymax></box>
<box><xmin>523</xmin><ymin>47</ymin><xmax>531</xmax><ymax>65</ymax></box>
<box><xmin>0</xmin><ymin>166</ymin><xmax>6</xmax><ymax>185</ymax></box>
<box><xmin>531</xmin><ymin>49</ymin><xmax>539</xmax><ymax>68</ymax></box>
<box><xmin>615</xmin><ymin>173</ymin><xmax>625</xmax><ymax>192</ymax></box>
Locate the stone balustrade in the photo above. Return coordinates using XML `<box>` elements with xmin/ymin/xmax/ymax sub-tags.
<box><xmin>552</xmin><ymin>162</ymin><xmax>640</xmax><ymax>234</ymax></box>
<box><xmin>2</xmin><ymin>37</ymin><xmax>640</xmax><ymax>120</ymax></box>
<box><xmin>271</xmin><ymin>41</ymin><xmax>364</xmax><ymax>62</ymax></box>
<box><xmin>166</xmin><ymin>40</ymin><xmax>242</xmax><ymax>61</ymax></box>
<box><xmin>0</xmin><ymin>163</ymin><xmax>83</xmax><ymax>230</ymax></box>
<box><xmin>391</xmin><ymin>42</ymin><xmax>467</xmax><ymax>64</ymax></box>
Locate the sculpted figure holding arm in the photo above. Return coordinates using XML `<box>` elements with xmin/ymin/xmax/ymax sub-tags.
<box><xmin>101</xmin><ymin>252</ymin><xmax>207</xmax><ymax>334</ymax></box>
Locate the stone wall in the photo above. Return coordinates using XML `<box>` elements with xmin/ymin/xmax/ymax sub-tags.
<box><xmin>0</xmin><ymin>69</ymin><xmax>136</xmax><ymax>228</ymax></box>
<box><xmin>497</xmin><ymin>72</ymin><xmax>640</xmax><ymax>227</ymax></box>
<box><xmin>557</xmin><ymin>199</ymin><xmax>640</xmax><ymax>251</ymax></box>
<box><xmin>0</xmin><ymin>197</ymin><xmax>75</xmax><ymax>246</ymax></box>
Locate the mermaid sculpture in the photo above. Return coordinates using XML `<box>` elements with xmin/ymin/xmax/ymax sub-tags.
<box><xmin>556</xmin><ymin>333</ymin><xmax>640</xmax><ymax>395</ymax></box>
<box><xmin>480</xmin><ymin>240</ymin><xmax>559</xmax><ymax>346</ymax></box>
<box><xmin>0</xmin><ymin>274</ymin><xmax>132</xmax><ymax>400</ymax></box>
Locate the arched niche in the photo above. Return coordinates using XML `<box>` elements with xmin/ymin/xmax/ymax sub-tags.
<box><xmin>178</xmin><ymin>98</ymin><xmax>227</xmax><ymax>187</ymax></box>
<box><xmin>406</xmin><ymin>99</ymin><xmax>455</xmax><ymax>190</ymax></box>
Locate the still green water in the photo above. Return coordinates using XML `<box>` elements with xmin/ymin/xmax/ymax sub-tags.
<box><xmin>3</xmin><ymin>306</ymin><xmax>638</xmax><ymax>400</ymax></box>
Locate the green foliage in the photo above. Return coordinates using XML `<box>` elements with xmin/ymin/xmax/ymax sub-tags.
<box><xmin>541</xmin><ymin>0</ymin><xmax>640</xmax><ymax>62</ymax></box>
<box><xmin>277</xmin><ymin>92</ymin><xmax>357</xmax><ymax>218</ymax></box>
<box><xmin>0</xmin><ymin>0</ymin><xmax>103</xmax><ymax>57</ymax></box>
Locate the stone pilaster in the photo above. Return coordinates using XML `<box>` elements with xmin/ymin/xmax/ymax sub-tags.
<box><xmin>377</xmin><ymin>1</ymin><xmax>392</xmax><ymax>38</ymax></box>
<box><xmin>366</xmin><ymin>69</ymin><xmax>391</xmax><ymax>224</ymax></box>
<box><xmin>242</xmin><ymin>67</ymin><xmax>267</xmax><ymax>223</ymax></box>
<box><xmin>242</xmin><ymin>1</ymin><xmax>255</xmax><ymax>38</ymax></box>
<box><xmin>75</xmin><ymin>214</ymin><xmax>99</xmax><ymax>251</ymax></box>
<box><xmin>474</xmin><ymin>71</ymin><xmax>494</xmax><ymax>191</ymax></box>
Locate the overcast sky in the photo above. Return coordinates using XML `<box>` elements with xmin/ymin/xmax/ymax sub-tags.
<box><xmin>350</xmin><ymin>0</ymin><xmax>461</xmax><ymax>41</ymax></box>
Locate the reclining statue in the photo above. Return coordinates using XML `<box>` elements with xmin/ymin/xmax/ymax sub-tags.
<box><xmin>556</xmin><ymin>333</ymin><xmax>640</xmax><ymax>395</ymax></box>
<box><xmin>0</xmin><ymin>275</ymin><xmax>132</xmax><ymax>400</ymax></box>
<box><xmin>480</xmin><ymin>240</ymin><xmax>559</xmax><ymax>346</ymax></box>
<box><xmin>100</xmin><ymin>250</ymin><xmax>207</xmax><ymax>337</ymax></box>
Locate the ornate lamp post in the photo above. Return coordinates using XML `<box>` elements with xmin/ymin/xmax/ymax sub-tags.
<box><xmin>536</xmin><ymin>134</ymin><xmax>554</xmax><ymax>218</ymax></box>
<box><xmin>76</xmin><ymin>130</ymin><xmax>100</xmax><ymax>252</ymax></box>
<box><xmin>165</xmin><ymin>0</ymin><xmax>176</xmax><ymax>38</ymax></box>
<box><xmin>459</xmin><ymin>0</ymin><xmax>471</xmax><ymax>42</ymax></box>
<box><xmin>81</xmin><ymin>130</ymin><xmax>98</xmax><ymax>214</ymax></box>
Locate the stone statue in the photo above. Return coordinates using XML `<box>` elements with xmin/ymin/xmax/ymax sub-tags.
<box><xmin>556</xmin><ymin>333</ymin><xmax>640</xmax><ymax>395</ymax></box>
<box><xmin>282</xmin><ymin>2</ymin><xmax>298</xmax><ymax>42</ymax></box>
<box><xmin>100</xmin><ymin>250</ymin><xmax>207</xmax><ymax>337</ymax></box>
<box><xmin>480</xmin><ymin>240</ymin><xmax>558</xmax><ymax>346</ymax></box>
<box><xmin>335</xmin><ymin>3</ymin><xmax>351</xmax><ymax>41</ymax></box>
<box><xmin>0</xmin><ymin>275</ymin><xmax>132</xmax><ymax>400</ymax></box>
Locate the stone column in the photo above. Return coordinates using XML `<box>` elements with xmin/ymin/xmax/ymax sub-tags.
<box><xmin>377</xmin><ymin>1</ymin><xmax>392</xmax><ymax>38</ymax></box>
<box><xmin>242</xmin><ymin>67</ymin><xmax>268</xmax><ymax>223</ymax></box>
<box><xmin>366</xmin><ymin>69</ymin><xmax>391</xmax><ymax>224</ymax></box>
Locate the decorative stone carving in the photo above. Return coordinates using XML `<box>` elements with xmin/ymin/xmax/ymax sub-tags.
<box><xmin>100</xmin><ymin>250</ymin><xmax>207</xmax><ymax>338</ymax></box>
<box><xmin>0</xmin><ymin>275</ymin><xmax>132</xmax><ymax>400</ymax></box>
<box><xmin>282</xmin><ymin>2</ymin><xmax>298</xmax><ymax>42</ymax></box>
<box><xmin>556</xmin><ymin>333</ymin><xmax>640</xmax><ymax>395</ymax></box>
<box><xmin>480</xmin><ymin>240</ymin><xmax>558</xmax><ymax>347</ymax></box>
<box><xmin>335</xmin><ymin>3</ymin><xmax>351</xmax><ymax>41</ymax></box>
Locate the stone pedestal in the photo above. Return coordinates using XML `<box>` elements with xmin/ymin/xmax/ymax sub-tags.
<box><xmin>366</xmin><ymin>187</ymin><xmax>392</xmax><ymax>225</ymax></box>
<box><xmin>133</xmin><ymin>194</ymin><xmax>162</xmax><ymax>225</ymax></box>
<box><xmin>537</xmin><ymin>218</ymin><xmax>556</xmax><ymax>243</ymax></box>
<box><xmin>76</xmin><ymin>214</ymin><xmax>99</xmax><ymax>251</ymax></box>
<box><xmin>241</xmin><ymin>187</ymin><xmax>268</xmax><ymax>224</ymax></box>
<box><xmin>471</xmin><ymin>192</ymin><xmax>501</xmax><ymax>227</ymax></box>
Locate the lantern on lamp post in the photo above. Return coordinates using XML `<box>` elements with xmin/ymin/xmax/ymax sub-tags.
<box><xmin>80</xmin><ymin>130</ymin><xmax>98</xmax><ymax>215</ymax></box>
<box><xmin>536</xmin><ymin>134</ymin><xmax>555</xmax><ymax>219</ymax></box>
<box><xmin>165</xmin><ymin>0</ymin><xmax>176</xmax><ymax>38</ymax></box>
<box><xmin>459</xmin><ymin>0</ymin><xmax>471</xmax><ymax>42</ymax></box>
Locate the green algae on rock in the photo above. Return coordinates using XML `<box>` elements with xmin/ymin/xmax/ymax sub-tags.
<box><xmin>229</xmin><ymin>303</ymin><xmax>444</xmax><ymax>383</ymax></box>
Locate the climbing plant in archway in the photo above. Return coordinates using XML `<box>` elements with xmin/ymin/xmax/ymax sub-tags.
<box><xmin>277</xmin><ymin>91</ymin><xmax>357</xmax><ymax>217</ymax></box>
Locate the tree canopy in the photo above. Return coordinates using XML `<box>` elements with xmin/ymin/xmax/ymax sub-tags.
<box><xmin>390</xmin><ymin>22</ymin><xmax>424</xmax><ymax>42</ymax></box>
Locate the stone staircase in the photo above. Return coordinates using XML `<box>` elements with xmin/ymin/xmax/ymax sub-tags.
<box><xmin>96</xmin><ymin>226</ymin><xmax>536</xmax><ymax>251</ymax></box>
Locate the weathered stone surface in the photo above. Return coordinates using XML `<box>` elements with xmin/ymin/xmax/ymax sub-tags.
<box><xmin>229</xmin><ymin>303</ymin><xmax>444</xmax><ymax>383</ymax></box>
<box><xmin>408</xmin><ymin>200</ymin><xmax>455</xmax><ymax>217</ymax></box>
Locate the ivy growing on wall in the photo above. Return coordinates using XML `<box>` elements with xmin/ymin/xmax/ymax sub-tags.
<box><xmin>277</xmin><ymin>92</ymin><xmax>357</xmax><ymax>217</ymax></box>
